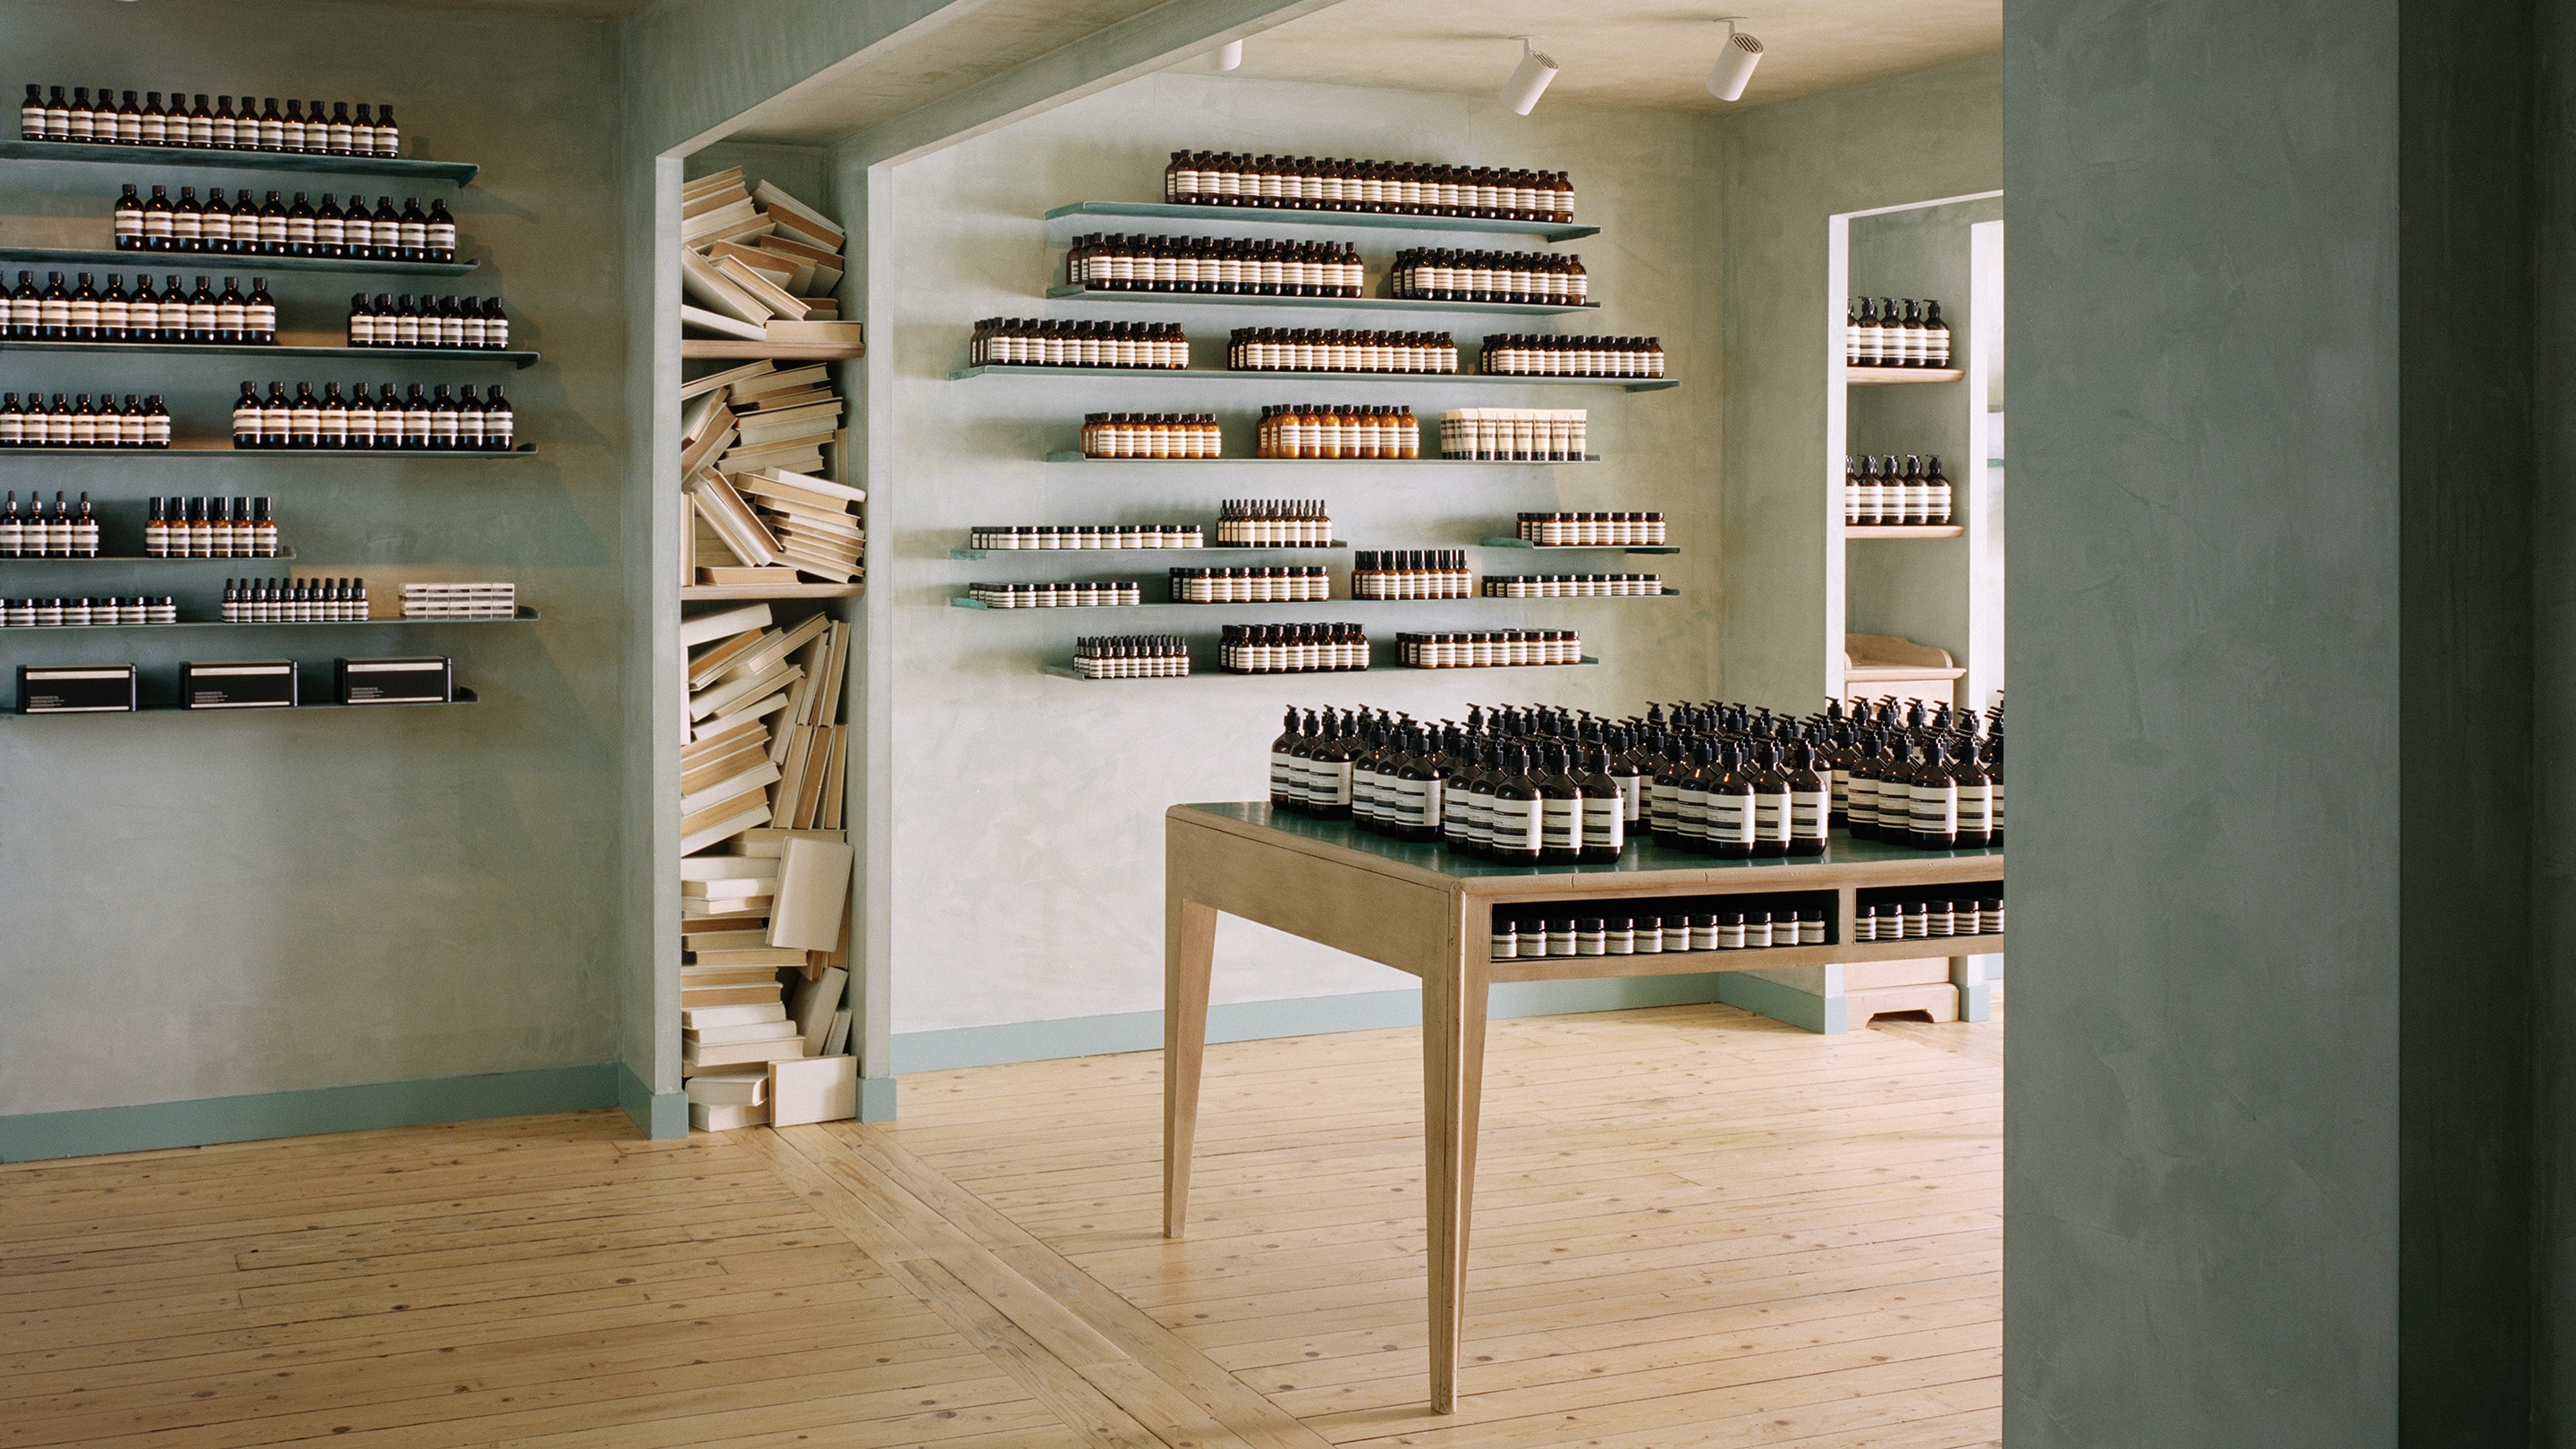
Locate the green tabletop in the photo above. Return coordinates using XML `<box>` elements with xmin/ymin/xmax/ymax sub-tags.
<box><xmin>1181</xmin><ymin>802</ymin><xmax>2003</xmax><ymax>881</ymax></box>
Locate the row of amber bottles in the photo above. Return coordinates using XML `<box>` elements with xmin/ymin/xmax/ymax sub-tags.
<box><xmin>0</xmin><ymin>394</ymin><xmax>172</xmax><ymax>447</ymax></box>
<box><xmin>1386</xmin><ymin>249</ymin><xmax>1587</xmax><ymax>305</ymax></box>
<box><xmin>974</xmin><ymin>320</ymin><xmax>1187</xmax><ymax>369</ymax></box>
<box><xmin>115</xmin><ymin>187</ymin><xmax>453</xmax><ymax>260</ymax></box>
<box><xmin>1064</xmin><ymin>235</ymin><xmax>1361</xmax><ymax>296</ymax></box>
<box><xmin>1843</xmin><ymin>454</ymin><xmax>1954</xmax><ymax>527</ymax></box>
<box><xmin>1228</xmin><ymin>329</ymin><xmax>1456</xmax><ymax>374</ymax></box>
<box><xmin>1165</xmin><ymin>154</ymin><xmax>1575</xmax><ymax>222</ymax></box>
<box><xmin>22</xmin><ymin>88</ymin><xmax>400</xmax><ymax>156</ymax></box>
<box><xmin>1080</xmin><ymin>412</ymin><xmax>1219</xmax><ymax>458</ymax></box>
<box><xmin>1845</xmin><ymin>297</ymin><xmax>1952</xmax><ymax>368</ymax></box>
<box><xmin>6</xmin><ymin>272</ymin><xmax>271</xmax><ymax>343</ymax></box>
<box><xmin>1255</xmin><ymin>403</ymin><xmax>1421</xmax><ymax>459</ymax></box>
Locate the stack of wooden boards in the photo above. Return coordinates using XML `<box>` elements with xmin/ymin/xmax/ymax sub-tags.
<box><xmin>678</xmin><ymin>597</ymin><xmax>861</xmax><ymax>1131</ymax></box>
<box><xmin>680</xmin><ymin>168</ymin><xmax>861</xmax><ymax>352</ymax></box>
<box><xmin>682</xmin><ymin>359</ymin><xmax>864</xmax><ymax>588</ymax></box>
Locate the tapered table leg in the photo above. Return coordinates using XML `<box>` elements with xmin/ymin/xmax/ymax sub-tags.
<box><xmin>1421</xmin><ymin>896</ymin><xmax>1490</xmax><ymax>1413</ymax></box>
<box><xmin>1163</xmin><ymin>896</ymin><xmax>1217</xmax><ymax>1239</ymax></box>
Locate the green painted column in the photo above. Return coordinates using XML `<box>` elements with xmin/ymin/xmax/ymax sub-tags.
<box><xmin>2007</xmin><ymin>0</ymin><xmax>2538</xmax><ymax>1439</ymax></box>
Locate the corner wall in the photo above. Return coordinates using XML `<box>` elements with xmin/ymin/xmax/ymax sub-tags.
<box><xmin>1718</xmin><ymin>55</ymin><xmax>2003</xmax><ymax>709</ymax></box>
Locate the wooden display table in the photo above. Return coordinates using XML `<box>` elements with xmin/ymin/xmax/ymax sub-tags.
<box><xmin>1161</xmin><ymin>801</ymin><xmax>2004</xmax><ymax>1412</ymax></box>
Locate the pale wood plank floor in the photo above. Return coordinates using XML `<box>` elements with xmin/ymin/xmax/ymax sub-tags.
<box><xmin>0</xmin><ymin>999</ymin><xmax>2001</xmax><ymax>1448</ymax></box>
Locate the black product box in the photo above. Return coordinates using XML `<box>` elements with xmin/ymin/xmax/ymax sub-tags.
<box><xmin>18</xmin><ymin>664</ymin><xmax>138</xmax><ymax>714</ymax></box>
<box><xmin>335</xmin><ymin>656</ymin><xmax>453</xmax><ymax>705</ymax></box>
<box><xmin>182</xmin><ymin>660</ymin><xmax>300</xmax><ymax>709</ymax></box>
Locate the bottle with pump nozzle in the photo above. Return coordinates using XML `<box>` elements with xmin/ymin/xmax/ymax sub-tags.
<box><xmin>1787</xmin><ymin>741</ymin><xmax>1829</xmax><ymax>855</ymax></box>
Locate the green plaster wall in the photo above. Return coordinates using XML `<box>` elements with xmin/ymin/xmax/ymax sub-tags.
<box><xmin>0</xmin><ymin>1</ymin><xmax>629</xmax><ymax>1132</ymax></box>
<box><xmin>2002</xmin><ymin>0</ymin><xmax>2542</xmax><ymax>1437</ymax></box>
<box><xmin>1717</xmin><ymin>55</ymin><xmax>2003</xmax><ymax>709</ymax></box>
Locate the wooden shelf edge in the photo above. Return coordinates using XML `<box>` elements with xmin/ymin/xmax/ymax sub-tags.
<box><xmin>1844</xmin><ymin>525</ymin><xmax>1964</xmax><ymax>539</ymax></box>
<box><xmin>1846</xmin><ymin>367</ymin><xmax>1964</xmax><ymax>386</ymax></box>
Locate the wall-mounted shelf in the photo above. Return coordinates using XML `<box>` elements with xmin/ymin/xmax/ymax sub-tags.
<box><xmin>0</xmin><ymin>339</ymin><xmax>538</xmax><ymax>368</ymax></box>
<box><xmin>0</xmin><ymin>246</ymin><xmax>478</xmax><ymax>277</ymax></box>
<box><xmin>1042</xmin><ymin>655</ymin><xmax>1602</xmax><ymax>681</ymax></box>
<box><xmin>679</xmin><ymin>581</ymin><xmax>863</xmax><ymax>602</ymax></box>
<box><xmin>951</xmin><ymin>543</ymin><xmax>1347</xmax><ymax>559</ymax></box>
<box><xmin>1481</xmin><ymin>537</ymin><xmax>1679</xmax><ymax>555</ymax></box>
<box><xmin>1846</xmin><ymin>525</ymin><xmax>1963</xmax><ymax>539</ymax></box>
<box><xmin>1846</xmin><ymin>367</ymin><xmax>1963</xmax><ymax>386</ymax></box>
<box><xmin>1044</xmin><ymin>200</ymin><xmax>1597</xmax><ymax>243</ymax></box>
<box><xmin>7</xmin><ymin>686</ymin><xmax>482</xmax><ymax>717</ymax></box>
<box><xmin>0</xmin><ymin>139</ymin><xmax>479</xmax><ymax>184</ymax></box>
<box><xmin>1044</xmin><ymin>284</ymin><xmax>1596</xmax><ymax>317</ymax></box>
<box><xmin>956</xmin><ymin>364</ymin><xmax>1673</xmax><ymax>393</ymax></box>
<box><xmin>681</xmin><ymin>340</ymin><xmax>863</xmax><ymax>361</ymax></box>
<box><xmin>0</xmin><ymin>607</ymin><xmax>538</xmax><ymax>632</ymax></box>
<box><xmin>955</xmin><ymin>594</ymin><xmax>1670</xmax><ymax>611</ymax></box>
<box><xmin>1</xmin><ymin>443</ymin><xmax>536</xmax><ymax>459</ymax></box>
<box><xmin>1044</xmin><ymin>451</ymin><xmax>1597</xmax><ymax>466</ymax></box>
<box><xmin>0</xmin><ymin>548</ymin><xmax>299</xmax><ymax>563</ymax></box>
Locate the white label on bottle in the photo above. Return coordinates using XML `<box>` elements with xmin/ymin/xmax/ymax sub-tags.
<box><xmin>1848</xmin><ymin>776</ymin><xmax>1877</xmax><ymax>826</ymax></box>
<box><xmin>1677</xmin><ymin>786</ymin><xmax>1712</xmax><ymax>838</ymax></box>
<box><xmin>1318</xmin><ymin>761</ymin><xmax>1352</xmax><ymax>807</ymax></box>
<box><xmin>1792</xmin><ymin>791</ymin><xmax>1829</xmax><ymax>838</ymax></box>
<box><xmin>1910</xmin><ymin>783</ymin><xmax>1959</xmax><ymax>835</ymax></box>
<box><xmin>1540</xmin><ymin>797</ymin><xmax>1579</xmax><ymax>851</ymax></box>
<box><xmin>1754</xmin><ymin>797</ymin><xmax>1786</xmax><ymax>840</ymax></box>
<box><xmin>1957</xmin><ymin>782</ymin><xmax>1991</xmax><ymax>833</ymax></box>
<box><xmin>1488</xmin><ymin>797</ymin><xmax>1541</xmax><ymax>853</ymax></box>
<box><xmin>1581</xmin><ymin>796</ymin><xmax>1623</xmax><ymax>852</ymax></box>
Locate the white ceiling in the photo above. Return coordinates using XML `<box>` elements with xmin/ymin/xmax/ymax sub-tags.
<box><xmin>725</xmin><ymin>0</ymin><xmax>1184</xmax><ymax>146</ymax></box>
<box><xmin>1210</xmin><ymin>0</ymin><xmax>2000</xmax><ymax>113</ymax></box>
<box><xmin>365</xmin><ymin>0</ymin><xmax>1998</xmax><ymax>139</ymax></box>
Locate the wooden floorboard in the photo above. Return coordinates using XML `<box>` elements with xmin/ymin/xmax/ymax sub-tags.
<box><xmin>0</xmin><ymin>999</ymin><xmax>2001</xmax><ymax>1447</ymax></box>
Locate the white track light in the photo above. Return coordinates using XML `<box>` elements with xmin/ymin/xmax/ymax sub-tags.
<box><xmin>1213</xmin><ymin>39</ymin><xmax>1243</xmax><ymax>72</ymax></box>
<box><xmin>1501</xmin><ymin>37</ymin><xmax>1559</xmax><ymax>116</ymax></box>
<box><xmin>1706</xmin><ymin>19</ymin><xmax>1762</xmax><ymax>102</ymax></box>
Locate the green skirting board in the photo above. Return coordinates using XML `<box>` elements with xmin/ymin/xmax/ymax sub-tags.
<box><xmin>0</xmin><ymin>1063</ymin><xmax>623</xmax><ymax>1162</ymax></box>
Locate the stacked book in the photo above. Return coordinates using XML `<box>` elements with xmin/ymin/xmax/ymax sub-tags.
<box><xmin>400</xmin><ymin>581</ymin><xmax>515</xmax><ymax>620</ymax></box>
<box><xmin>678</xmin><ymin>168</ymin><xmax>861</xmax><ymax>352</ymax></box>
<box><xmin>678</xmin><ymin>598</ymin><xmax>860</xmax><ymax>1131</ymax></box>
<box><xmin>680</xmin><ymin>358</ymin><xmax>864</xmax><ymax>587</ymax></box>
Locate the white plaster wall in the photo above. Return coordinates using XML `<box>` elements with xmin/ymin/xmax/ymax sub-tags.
<box><xmin>882</xmin><ymin>73</ymin><xmax>1719</xmax><ymax>1034</ymax></box>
